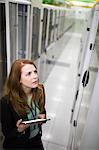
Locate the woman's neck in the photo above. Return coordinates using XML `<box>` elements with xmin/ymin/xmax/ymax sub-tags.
<box><xmin>22</xmin><ymin>86</ymin><xmax>32</xmax><ymax>97</ymax></box>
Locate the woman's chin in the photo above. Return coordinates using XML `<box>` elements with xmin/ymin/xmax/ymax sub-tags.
<box><xmin>32</xmin><ymin>83</ymin><xmax>38</xmax><ymax>88</ymax></box>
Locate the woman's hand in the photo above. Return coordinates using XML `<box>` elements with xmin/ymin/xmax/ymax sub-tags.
<box><xmin>38</xmin><ymin>114</ymin><xmax>46</xmax><ymax>119</ymax></box>
<box><xmin>37</xmin><ymin>114</ymin><xmax>46</xmax><ymax>125</ymax></box>
<box><xmin>16</xmin><ymin>119</ymin><xmax>30</xmax><ymax>133</ymax></box>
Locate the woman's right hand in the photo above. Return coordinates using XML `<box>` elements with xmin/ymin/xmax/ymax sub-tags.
<box><xmin>16</xmin><ymin>119</ymin><xmax>30</xmax><ymax>133</ymax></box>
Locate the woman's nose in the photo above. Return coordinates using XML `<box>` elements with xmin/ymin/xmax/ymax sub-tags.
<box><xmin>33</xmin><ymin>73</ymin><xmax>38</xmax><ymax>79</ymax></box>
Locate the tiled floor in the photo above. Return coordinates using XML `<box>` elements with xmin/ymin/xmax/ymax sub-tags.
<box><xmin>42</xmin><ymin>22</ymin><xmax>83</xmax><ymax>150</ymax></box>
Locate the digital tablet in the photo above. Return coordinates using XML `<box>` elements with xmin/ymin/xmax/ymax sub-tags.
<box><xmin>22</xmin><ymin>118</ymin><xmax>51</xmax><ymax>124</ymax></box>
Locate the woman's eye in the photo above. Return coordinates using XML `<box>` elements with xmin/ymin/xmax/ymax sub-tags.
<box><xmin>34</xmin><ymin>70</ymin><xmax>37</xmax><ymax>73</ymax></box>
<box><xmin>26</xmin><ymin>72</ymin><xmax>31</xmax><ymax>76</ymax></box>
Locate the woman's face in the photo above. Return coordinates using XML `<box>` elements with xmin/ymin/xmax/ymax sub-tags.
<box><xmin>20</xmin><ymin>64</ymin><xmax>38</xmax><ymax>89</ymax></box>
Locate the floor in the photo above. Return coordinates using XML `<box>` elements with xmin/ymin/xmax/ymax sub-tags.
<box><xmin>41</xmin><ymin>21</ymin><xmax>83</xmax><ymax>150</ymax></box>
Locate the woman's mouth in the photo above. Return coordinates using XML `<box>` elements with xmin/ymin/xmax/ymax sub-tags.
<box><xmin>32</xmin><ymin>80</ymin><xmax>38</xmax><ymax>84</ymax></box>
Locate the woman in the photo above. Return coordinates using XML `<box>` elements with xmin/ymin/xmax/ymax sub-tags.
<box><xmin>0</xmin><ymin>59</ymin><xmax>46</xmax><ymax>150</ymax></box>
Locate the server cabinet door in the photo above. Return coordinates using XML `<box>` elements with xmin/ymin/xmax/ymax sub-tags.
<box><xmin>79</xmin><ymin>24</ymin><xmax>99</xmax><ymax>150</ymax></box>
<box><xmin>31</xmin><ymin>7</ymin><xmax>40</xmax><ymax>60</ymax></box>
<box><xmin>48</xmin><ymin>9</ymin><xmax>53</xmax><ymax>45</ymax></box>
<box><xmin>0</xmin><ymin>3</ymin><xmax>7</xmax><ymax>149</ymax></box>
<box><xmin>9</xmin><ymin>3</ymin><xmax>30</xmax><ymax>63</ymax></box>
<box><xmin>0</xmin><ymin>3</ymin><xmax>7</xmax><ymax>97</ymax></box>
<box><xmin>41</xmin><ymin>8</ymin><xmax>48</xmax><ymax>53</ymax></box>
<box><xmin>54</xmin><ymin>9</ymin><xmax>58</xmax><ymax>41</ymax></box>
<box><xmin>74</xmin><ymin>22</ymin><xmax>99</xmax><ymax>149</ymax></box>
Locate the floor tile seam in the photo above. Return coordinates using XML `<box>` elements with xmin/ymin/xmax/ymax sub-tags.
<box><xmin>43</xmin><ymin>140</ymin><xmax>68</xmax><ymax>148</ymax></box>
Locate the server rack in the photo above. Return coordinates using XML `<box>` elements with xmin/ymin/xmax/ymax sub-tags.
<box><xmin>67</xmin><ymin>4</ymin><xmax>99</xmax><ymax>150</ymax></box>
